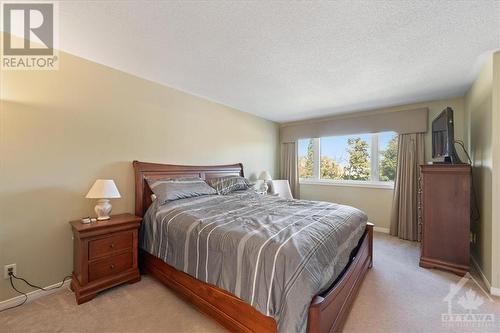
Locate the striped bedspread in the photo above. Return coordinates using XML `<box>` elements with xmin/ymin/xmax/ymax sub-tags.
<box><xmin>140</xmin><ymin>190</ymin><xmax>367</xmax><ymax>333</ymax></box>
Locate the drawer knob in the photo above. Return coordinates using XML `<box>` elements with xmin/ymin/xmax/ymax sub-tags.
<box><xmin>110</xmin><ymin>264</ymin><xmax>115</xmax><ymax>270</ymax></box>
<box><xmin>110</xmin><ymin>243</ymin><xmax>115</xmax><ymax>248</ymax></box>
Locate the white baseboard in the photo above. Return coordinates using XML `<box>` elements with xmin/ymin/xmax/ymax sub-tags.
<box><xmin>0</xmin><ymin>278</ymin><xmax>71</xmax><ymax>311</ymax></box>
<box><xmin>470</xmin><ymin>255</ymin><xmax>500</xmax><ymax>296</ymax></box>
<box><xmin>374</xmin><ymin>227</ymin><xmax>390</xmax><ymax>234</ymax></box>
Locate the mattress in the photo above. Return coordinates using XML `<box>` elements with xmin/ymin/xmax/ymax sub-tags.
<box><xmin>140</xmin><ymin>190</ymin><xmax>367</xmax><ymax>333</ymax></box>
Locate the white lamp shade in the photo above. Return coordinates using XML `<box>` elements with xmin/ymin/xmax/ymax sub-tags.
<box><xmin>85</xmin><ymin>179</ymin><xmax>121</xmax><ymax>199</ymax></box>
<box><xmin>259</xmin><ymin>171</ymin><xmax>272</xmax><ymax>181</ymax></box>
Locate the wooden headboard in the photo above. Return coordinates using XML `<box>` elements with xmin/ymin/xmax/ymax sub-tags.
<box><xmin>133</xmin><ymin>161</ymin><xmax>244</xmax><ymax>217</ymax></box>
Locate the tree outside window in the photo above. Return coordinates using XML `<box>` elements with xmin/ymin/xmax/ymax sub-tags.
<box><xmin>298</xmin><ymin>138</ymin><xmax>314</xmax><ymax>178</ymax></box>
<box><xmin>343</xmin><ymin>137</ymin><xmax>370</xmax><ymax>180</ymax></box>
<box><xmin>379</xmin><ymin>135</ymin><xmax>398</xmax><ymax>182</ymax></box>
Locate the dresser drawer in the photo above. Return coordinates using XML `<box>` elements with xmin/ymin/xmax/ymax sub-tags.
<box><xmin>88</xmin><ymin>252</ymin><xmax>133</xmax><ymax>281</ymax></box>
<box><xmin>89</xmin><ymin>231</ymin><xmax>133</xmax><ymax>260</ymax></box>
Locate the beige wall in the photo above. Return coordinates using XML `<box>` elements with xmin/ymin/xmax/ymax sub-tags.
<box><xmin>0</xmin><ymin>51</ymin><xmax>279</xmax><ymax>301</ymax></box>
<box><xmin>299</xmin><ymin>185</ymin><xmax>393</xmax><ymax>230</ymax></box>
<box><xmin>294</xmin><ymin>97</ymin><xmax>466</xmax><ymax>231</ymax></box>
<box><xmin>465</xmin><ymin>56</ymin><xmax>493</xmax><ymax>285</ymax></box>
<box><xmin>492</xmin><ymin>52</ymin><xmax>500</xmax><ymax>291</ymax></box>
<box><xmin>465</xmin><ymin>51</ymin><xmax>500</xmax><ymax>290</ymax></box>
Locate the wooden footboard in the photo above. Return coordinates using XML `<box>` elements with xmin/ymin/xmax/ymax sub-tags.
<box><xmin>139</xmin><ymin>223</ymin><xmax>373</xmax><ymax>333</ymax></box>
<box><xmin>308</xmin><ymin>223</ymin><xmax>373</xmax><ymax>333</ymax></box>
<box><xmin>140</xmin><ymin>249</ymin><xmax>277</xmax><ymax>332</ymax></box>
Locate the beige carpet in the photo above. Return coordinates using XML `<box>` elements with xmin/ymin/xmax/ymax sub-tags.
<box><xmin>1</xmin><ymin>232</ymin><xmax>499</xmax><ymax>332</ymax></box>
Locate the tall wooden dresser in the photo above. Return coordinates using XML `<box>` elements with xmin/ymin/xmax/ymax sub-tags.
<box><xmin>419</xmin><ymin>164</ymin><xmax>471</xmax><ymax>276</ymax></box>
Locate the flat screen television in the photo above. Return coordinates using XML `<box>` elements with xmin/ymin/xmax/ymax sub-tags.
<box><xmin>431</xmin><ymin>107</ymin><xmax>462</xmax><ymax>164</ymax></box>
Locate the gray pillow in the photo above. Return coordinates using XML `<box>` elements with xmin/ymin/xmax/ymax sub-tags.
<box><xmin>147</xmin><ymin>177</ymin><xmax>216</xmax><ymax>204</ymax></box>
<box><xmin>205</xmin><ymin>176</ymin><xmax>252</xmax><ymax>195</ymax></box>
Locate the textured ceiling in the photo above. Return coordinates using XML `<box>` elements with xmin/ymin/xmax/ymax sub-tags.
<box><xmin>55</xmin><ymin>1</ymin><xmax>500</xmax><ymax>122</ymax></box>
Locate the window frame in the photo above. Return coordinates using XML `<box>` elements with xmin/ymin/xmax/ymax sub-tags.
<box><xmin>298</xmin><ymin>133</ymin><xmax>396</xmax><ymax>190</ymax></box>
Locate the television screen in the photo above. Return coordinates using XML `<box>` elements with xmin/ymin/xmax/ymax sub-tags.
<box><xmin>432</xmin><ymin>111</ymin><xmax>449</xmax><ymax>158</ymax></box>
<box><xmin>431</xmin><ymin>107</ymin><xmax>461</xmax><ymax>163</ymax></box>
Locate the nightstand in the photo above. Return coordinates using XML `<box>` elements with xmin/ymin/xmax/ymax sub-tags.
<box><xmin>69</xmin><ymin>213</ymin><xmax>142</xmax><ymax>304</ymax></box>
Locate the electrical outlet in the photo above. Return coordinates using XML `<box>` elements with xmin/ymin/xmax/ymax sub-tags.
<box><xmin>4</xmin><ymin>264</ymin><xmax>16</xmax><ymax>279</ymax></box>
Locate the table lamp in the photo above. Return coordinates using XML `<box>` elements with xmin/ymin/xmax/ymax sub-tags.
<box><xmin>85</xmin><ymin>179</ymin><xmax>121</xmax><ymax>220</ymax></box>
<box><xmin>259</xmin><ymin>171</ymin><xmax>272</xmax><ymax>193</ymax></box>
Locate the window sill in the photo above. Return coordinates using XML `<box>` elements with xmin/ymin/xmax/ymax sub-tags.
<box><xmin>299</xmin><ymin>179</ymin><xmax>395</xmax><ymax>190</ymax></box>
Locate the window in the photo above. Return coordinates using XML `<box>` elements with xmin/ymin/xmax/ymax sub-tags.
<box><xmin>298</xmin><ymin>132</ymin><xmax>398</xmax><ymax>187</ymax></box>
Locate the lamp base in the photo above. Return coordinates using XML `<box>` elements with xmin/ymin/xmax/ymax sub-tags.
<box><xmin>260</xmin><ymin>181</ymin><xmax>269</xmax><ymax>194</ymax></box>
<box><xmin>95</xmin><ymin>199</ymin><xmax>112</xmax><ymax>221</ymax></box>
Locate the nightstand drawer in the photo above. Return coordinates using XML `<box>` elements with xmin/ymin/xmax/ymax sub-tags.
<box><xmin>88</xmin><ymin>252</ymin><xmax>133</xmax><ymax>281</ymax></box>
<box><xmin>89</xmin><ymin>231</ymin><xmax>133</xmax><ymax>260</ymax></box>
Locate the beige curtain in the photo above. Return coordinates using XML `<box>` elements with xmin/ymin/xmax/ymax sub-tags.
<box><xmin>280</xmin><ymin>142</ymin><xmax>299</xmax><ymax>198</ymax></box>
<box><xmin>390</xmin><ymin>133</ymin><xmax>424</xmax><ymax>241</ymax></box>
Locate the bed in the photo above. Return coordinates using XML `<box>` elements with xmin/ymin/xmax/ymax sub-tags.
<box><xmin>133</xmin><ymin>161</ymin><xmax>373</xmax><ymax>333</ymax></box>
